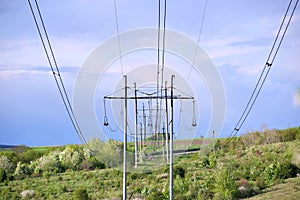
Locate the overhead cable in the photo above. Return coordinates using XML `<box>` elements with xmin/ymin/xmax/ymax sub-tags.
<box><xmin>224</xmin><ymin>0</ymin><xmax>298</xmax><ymax>146</ymax></box>
<box><xmin>113</xmin><ymin>0</ymin><xmax>124</xmax><ymax>76</ymax></box>
<box><xmin>27</xmin><ymin>0</ymin><xmax>87</xmax><ymax>144</ymax></box>
<box><xmin>186</xmin><ymin>0</ymin><xmax>208</xmax><ymax>80</ymax></box>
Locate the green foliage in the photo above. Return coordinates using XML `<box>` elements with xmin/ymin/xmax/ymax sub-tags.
<box><xmin>73</xmin><ymin>188</ymin><xmax>89</xmax><ymax>200</ymax></box>
<box><xmin>0</xmin><ymin>155</ymin><xmax>15</xmax><ymax>174</ymax></box>
<box><xmin>212</xmin><ymin>166</ymin><xmax>238</xmax><ymax>200</ymax></box>
<box><xmin>0</xmin><ymin>128</ymin><xmax>299</xmax><ymax>199</ymax></box>
<box><xmin>208</xmin><ymin>154</ymin><xmax>217</xmax><ymax>168</ymax></box>
<box><xmin>0</xmin><ymin>168</ymin><xmax>7</xmax><ymax>182</ymax></box>
<box><xmin>174</xmin><ymin>165</ymin><xmax>185</xmax><ymax>179</ymax></box>
<box><xmin>33</xmin><ymin>151</ymin><xmax>64</xmax><ymax>174</ymax></box>
<box><xmin>0</xmin><ymin>151</ymin><xmax>18</xmax><ymax>166</ymax></box>
<box><xmin>147</xmin><ymin>190</ymin><xmax>166</xmax><ymax>200</ymax></box>
<box><xmin>79</xmin><ymin>158</ymin><xmax>105</xmax><ymax>171</ymax></box>
<box><xmin>0</xmin><ymin>187</ymin><xmax>17</xmax><ymax>200</ymax></box>
<box><xmin>14</xmin><ymin>161</ymin><xmax>32</xmax><ymax>179</ymax></box>
<box><xmin>88</xmin><ymin>138</ymin><xmax>123</xmax><ymax>168</ymax></box>
<box><xmin>18</xmin><ymin>148</ymin><xmax>43</xmax><ymax>164</ymax></box>
<box><xmin>43</xmin><ymin>171</ymin><xmax>52</xmax><ymax>182</ymax></box>
<box><xmin>255</xmin><ymin>177</ymin><xmax>266</xmax><ymax>190</ymax></box>
<box><xmin>238</xmin><ymin>126</ymin><xmax>300</xmax><ymax>149</ymax></box>
<box><xmin>201</xmin><ymin>155</ymin><xmax>210</xmax><ymax>167</ymax></box>
<box><xmin>278</xmin><ymin>127</ymin><xmax>300</xmax><ymax>142</ymax></box>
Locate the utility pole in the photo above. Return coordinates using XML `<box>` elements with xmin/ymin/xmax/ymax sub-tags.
<box><xmin>123</xmin><ymin>75</ymin><xmax>127</xmax><ymax>200</ymax></box>
<box><xmin>170</xmin><ymin>75</ymin><xmax>175</xmax><ymax>200</ymax></box>
<box><xmin>140</xmin><ymin>123</ymin><xmax>143</xmax><ymax>157</ymax></box>
<box><xmin>162</xmin><ymin>125</ymin><xmax>165</xmax><ymax>159</ymax></box>
<box><xmin>140</xmin><ymin>123</ymin><xmax>143</xmax><ymax>152</ymax></box>
<box><xmin>143</xmin><ymin>103</ymin><xmax>146</xmax><ymax>147</ymax></box>
<box><xmin>213</xmin><ymin>130</ymin><xmax>215</xmax><ymax>154</ymax></box>
<box><xmin>165</xmin><ymin>81</ymin><xmax>169</xmax><ymax>163</ymax></box>
<box><xmin>101</xmin><ymin>75</ymin><xmax>195</xmax><ymax>200</ymax></box>
<box><xmin>134</xmin><ymin>82</ymin><xmax>138</xmax><ymax>168</ymax></box>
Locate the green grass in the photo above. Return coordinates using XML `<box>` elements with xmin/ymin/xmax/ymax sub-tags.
<box><xmin>248</xmin><ymin>177</ymin><xmax>300</xmax><ymax>200</ymax></box>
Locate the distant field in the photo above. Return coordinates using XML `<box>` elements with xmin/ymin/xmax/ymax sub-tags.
<box><xmin>0</xmin><ymin>145</ymin><xmax>65</xmax><ymax>153</ymax></box>
<box><xmin>31</xmin><ymin>146</ymin><xmax>54</xmax><ymax>153</ymax></box>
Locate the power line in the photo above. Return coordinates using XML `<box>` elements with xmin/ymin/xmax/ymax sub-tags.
<box><xmin>161</xmin><ymin>0</ymin><xmax>167</xmax><ymax>83</ymax></box>
<box><xmin>113</xmin><ymin>0</ymin><xmax>124</xmax><ymax>76</ymax></box>
<box><xmin>159</xmin><ymin>0</ymin><xmax>168</xmax><ymax>143</ymax></box>
<box><xmin>224</xmin><ymin>0</ymin><xmax>298</xmax><ymax>146</ymax></box>
<box><xmin>155</xmin><ymin>0</ymin><xmax>167</xmax><ymax>137</ymax></box>
<box><xmin>27</xmin><ymin>0</ymin><xmax>87</xmax><ymax>144</ymax></box>
<box><xmin>186</xmin><ymin>0</ymin><xmax>208</xmax><ymax>80</ymax></box>
<box><xmin>155</xmin><ymin>0</ymin><xmax>161</xmax><ymax>136</ymax></box>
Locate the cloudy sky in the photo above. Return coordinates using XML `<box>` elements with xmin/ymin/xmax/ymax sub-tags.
<box><xmin>0</xmin><ymin>0</ymin><xmax>299</xmax><ymax>146</ymax></box>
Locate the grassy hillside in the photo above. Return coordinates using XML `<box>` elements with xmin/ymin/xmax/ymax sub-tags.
<box><xmin>0</xmin><ymin>127</ymin><xmax>300</xmax><ymax>199</ymax></box>
<box><xmin>248</xmin><ymin>177</ymin><xmax>300</xmax><ymax>200</ymax></box>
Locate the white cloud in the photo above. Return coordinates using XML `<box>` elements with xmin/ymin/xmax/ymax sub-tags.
<box><xmin>0</xmin><ymin>39</ymin><xmax>45</xmax><ymax>66</ymax></box>
<box><xmin>0</xmin><ymin>69</ymin><xmax>26</xmax><ymax>79</ymax></box>
<box><xmin>293</xmin><ymin>90</ymin><xmax>300</xmax><ymax>107</ymax></box>
<box><xmin>0</xmin><ymin>37</ymin><xmax>98</xmax><ymax>68</ymax></box>
<box><xmin>0</xmin><ymin>65</ymin><xmax>52</xmax><ymax>80</ymax></box>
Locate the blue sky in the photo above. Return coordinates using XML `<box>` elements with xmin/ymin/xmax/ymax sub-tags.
<box><xmin>0</xmin><ymin>0</ymin><xmax>299</xmax><ymax>146</ymax></box>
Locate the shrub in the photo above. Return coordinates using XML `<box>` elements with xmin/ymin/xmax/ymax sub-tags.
<box><xmin>34</xmin><ymin>151</ymin><xmax>63</xmax><ymax>173</ymax></box>
<box><xmin>14</xmin><ymin>162</ymin><xmax>32</xmax><ymax>179</ymax></box>
<box><xmin>43</xmin><ymin>171</ymin><xmax>52</xmax><ymax>182</ymax></box>
<box><xmin>88</xmin><ymin>138</ymin><xmax>122</xmax><ymax>168</ymax></box>
<box><xmin>212</xmin><ymin>167</ymin><xmax>238</xmax><ymax>200</ymax></box>
<box><xmin>291</xmin><ymin>149</ymin><xmax>300</xmax><ymax>167</ymax></box>
<box><xmin>255</xmin><ymin>177</ymin><xmax>266</xmax><ymax>190</ymax></box>
<box><xmin>201</xmin><ymin>155</ymin><xmax>210</xmax><ymax>167</ymax></box>
<box><xmin>0</xmin><ymin>168</ymin><xmax>7</xmax><ymax>182</ymax></box>
<box><xmin>0</xmin><ymin>155</ymin><xmax>15</xmax><ymax>174</ymax></box>
<box><xmin>89</xmin><ymin>157</ymin><xmax>105</xmax><ymax>169</ymax></box>
<box><xmin>209</xmin><ymin>154</ymin><xmax>217</xmax><ymax>168</ymax></box>
<box><xmin>18</xmin><ymin>148</ymin><xmax>43</xmax><ymax>164</ymax></box>
<box><xmin>174</xmin><ymin>165</ymin><xmax>185</xmax><ymax>179</ymax></box>
<box><xmin>73</xmin><ymin>188</ymin><xmax>89</xmax><ymax>200</ymax></box>
<box><xmin>1</xmin><ymin>187</ymin><xmax>17</xmax><ymax>200</ymax></box>
<box><xmin>147</xmin><ymin>190</ymin><xmax>166</xmax><ymax>200</ymax></box>
<box><xmin>279</xmin><ymin>127</ymin><xmax>298</xmax><ymax>142</ymax></box>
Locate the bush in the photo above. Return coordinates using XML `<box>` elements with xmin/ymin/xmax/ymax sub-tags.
<box><xmin>255</xmin><ymin>177</ymin><xmax>266</xmax><ymax>190</ymax></box>
<box><xmin>73</xmin><ymin>188</ymin><xmax>89</xmax><ymax>200</ymax></box>
<box><xmin>212</xmin><ymin>166</ymin><xmax>238</xmax><ymax>200</ymax></box>
<box><xmin>0</xmin><ymin>187</ymin><xmax>17</xmax><ymax>200</ymax></box>
<box><xmin>89</xmin><ymin>157</ymin><xmax>105</xmax><ymax>169</ymax></box>
<box><xmin>34</xmin><ymin>151</ymin><xmax>64</xmax><ymax>173</ymax></box>
<box><xmin>174</xmin><ymin>165</ymin><xmax>185</xmax><ymax>179</ymax></box>
<box><xmin>14</xmin><ymin>162</ymin><xmax>32</xmax><ymax>179</ymax></box>
<box><xmin>147</xmin><ymin>190</ymin><xmax>166</xmax><ymax>200</ymax></box>
<box><xmin>88</xmin><ymin>138</ymin><xmax>122</xmax><ymax>168</ymax></box>
<box><xmin>0</xmin><ymin>168</ymin><xmax>7</xmax><ymax>182</ymax></box>
<box><xmin>0</xmin><ymin>155</ymin><xmax>15</xmax><ymax>174</ymax></box>
<box><xmin>279</xmin><ymin>127</ymin><xmax>299</xmax><ymax>142</ymax></box>
<box><xmin>18</xmin><ymin>148</ymin><xmax>43</xmax><ymax>164</ymax></box>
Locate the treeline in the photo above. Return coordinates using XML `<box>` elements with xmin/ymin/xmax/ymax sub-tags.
<box><xmin>0</xmin><ymin>139</ymin><xmax>114</xmax><ymax>183</ymax></box>
<box><xmin>220</xmin><ymin>126</ymin><xmax>300</xmax><ymax>151</ymax></box>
